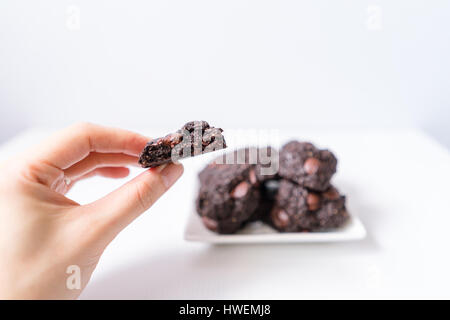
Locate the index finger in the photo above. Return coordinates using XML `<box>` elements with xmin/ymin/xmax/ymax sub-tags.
<box><xmin>31</xmin><ymin>122</ymin><xmax>149</xmax><ymax>169</ymax></box>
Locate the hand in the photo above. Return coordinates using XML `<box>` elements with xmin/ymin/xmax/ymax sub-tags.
<box><xmin>0</xmin><ymin>123</ymin><xmax>184</xmax><ymax>299</ymax></box>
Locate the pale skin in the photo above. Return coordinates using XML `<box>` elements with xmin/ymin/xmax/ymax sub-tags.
<box><xmin>0</xmin><ymin>123</ymin><xmax>184</xmax><ymax>299</ymax></box>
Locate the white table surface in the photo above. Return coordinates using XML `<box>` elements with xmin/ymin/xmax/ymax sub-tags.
<box><xmin>1</xmin><ymin>127</ymin><xmax>449</xmax><ymax>299</ymax></box>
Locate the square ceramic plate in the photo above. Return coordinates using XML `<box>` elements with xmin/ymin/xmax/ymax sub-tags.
<box><xmin>184</xmin><ymin>210</ymin><xmax>366</xmax><ymax>244</ymax></box>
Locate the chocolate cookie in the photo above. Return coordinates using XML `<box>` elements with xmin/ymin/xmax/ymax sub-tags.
<box><xmin>279</xmin><ymin>141</ymin><xmax>337</xmax><ymax>191</ymax></box>
<box><xmin>269</xmin><ymin>180</ymin><xmax>348</xmax><ymax>232</ymax></box>
<box><xmin>139</xmin><ymin>121</ymin><xmax>227</xmax><ymax>168</ymax></box>
<box><xmin>269</xmin><ymin>180</ymin><xmax>310</xmax><ymax>232</ymax></box>
<box><xmin>315</xmin><ymin>186</ymin><xmax>349</xmax><ymax>230</ymax></box>
<box><xmin>198</xmin><ymin>147</ymin><xmax>279</xmax><ymax>230</ymax></box>
<box><xmin>196</xmin><ymin>162</ymin><xmax>260</xmax><ymax>234</ymax></box>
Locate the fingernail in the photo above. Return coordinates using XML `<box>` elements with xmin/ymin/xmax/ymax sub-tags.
<box><xmin>160</xmin><ymin>163</ymin><xmax>184</xmax><ymax>188</ymax></box>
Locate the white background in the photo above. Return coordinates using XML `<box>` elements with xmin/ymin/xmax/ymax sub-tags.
<box><xmin>0</xmin><ymin>1</ymin><xmax>449</xmax><ymax>147</ymax></box>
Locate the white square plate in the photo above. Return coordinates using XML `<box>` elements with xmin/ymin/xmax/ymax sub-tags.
<box><xmin>184</xmin><ymin>210</ymin><xmax>366</xmax><ymax>244</ymax></box>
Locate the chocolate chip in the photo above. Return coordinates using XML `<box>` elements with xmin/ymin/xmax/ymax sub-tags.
<box><xmin>163</xmin><ymin>133</ymin><xmax>183</xmax><ymax>147</ymax></box>
<box><xmin>271</xmin><ymin>208</ymin><xmax>290</xmax><ymax>228</ymax></box>
<box><xmin>323</xmin><ymin>187</ymin><xmax>340</xmax><ymax>200</ymax></box>
<box><xmin>231</xmin><ymin>181</ymin><xmax>249</xmax><ymax>198</ymax></box>
<box><xmin>303</xmin><ymin>157</ymin><xmax>320</xmax><ymax>175</ymax></box>
<box><xmin>202</xmin><ymin>216</ymin><xmax>218</xmax><ymax>231</ymax></box>
<box><xmin>306</xmin><ymin>192</ymin><xmax>321</xmax><ymax>211</ymax></box>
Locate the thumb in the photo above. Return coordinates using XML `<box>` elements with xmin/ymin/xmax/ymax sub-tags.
<box><xmin>85</xmin><ymin>163</ymin><xmax>184</xmax><ymax>243</ymax></box>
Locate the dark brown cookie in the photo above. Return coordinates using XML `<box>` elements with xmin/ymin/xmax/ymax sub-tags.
<box><xmin>279</xmin><ymin>141</ymin><xmax>337</xmax><ymax>191</ymax></box>
<box><xmin>269</xmin><ymin>180</ymin><xmax>311</xmax><ymax>232</ymax></box>
<box><xmin>315</xmin><ymin>186</ymin><xmax>349</xmax><ymax>231</ymax></box>
<box><xmin>138</xmin><ymin>121</ymin><xmax>227</xmax><ymax>168</ymax></box>
<box><xmin>269</xmin><ymin>180</ymin><xmax>348</xmax><ymax>232</ymax></box>
<box><xmin>196</xmin><ymin>162</ymin><xmax>260</xmax><ymax>234</ymax></box>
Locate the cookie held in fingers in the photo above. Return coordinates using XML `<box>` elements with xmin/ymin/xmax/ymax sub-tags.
<box><xmin>138</xmin><ymin>121</ymin><xmax>227</xmax><ymax>168</ymax></box>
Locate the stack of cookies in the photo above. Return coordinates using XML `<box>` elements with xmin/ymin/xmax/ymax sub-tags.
<box><xmin>196</xmin><ymin>141</ymin><xmax>349</xmax><ymax>234</ymax></box>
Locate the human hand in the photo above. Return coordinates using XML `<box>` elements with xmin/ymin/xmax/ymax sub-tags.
<box><xmin>0</xmin><ymin>123</ymin><xmax>183</xmax><ymax>299</ymax></box>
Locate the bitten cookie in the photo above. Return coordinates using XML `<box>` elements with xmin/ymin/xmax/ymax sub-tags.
<box><xmin>196</xmin><ymin>162</ymin><xmax>260</xmax><ymax>234</ymax></box>
<box><xmin>269</xmin><ymin>180</ymin><xmax>348</xmax><ymax>232</ymax></box>
<box><xmin>279</xmin><ymin>141</ymin><xmax>337</xmax><ymax>191</ymax></box>
<box><xmin>138</xmin><ymin>121</ymin><xmax>226</xmax><ymax>168</ymax></box>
